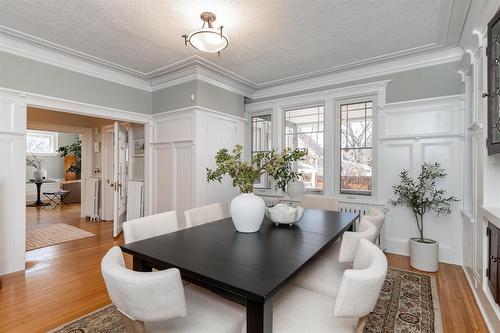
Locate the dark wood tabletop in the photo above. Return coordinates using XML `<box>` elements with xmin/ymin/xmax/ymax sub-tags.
<box><xmin>121</xmin><ymin>208</ymin><xmax>358</xmax><ymax>333</ymax></box>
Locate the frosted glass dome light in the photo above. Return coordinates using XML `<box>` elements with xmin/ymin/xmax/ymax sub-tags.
<box><xmin>182</xmin><ymin>12</ymin><xmax>228</xmax><ymax>55</ymax></box>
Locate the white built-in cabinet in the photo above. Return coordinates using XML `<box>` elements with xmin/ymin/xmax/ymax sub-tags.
<box><xmin>152</xmin><ymin>108</ymin><xmax>245</xmax><ymax>222</ymax></box>
<box><xmin>379</xmin><ymin>96</ymin><xmax>464</xmax><ymax>265</ymax></box>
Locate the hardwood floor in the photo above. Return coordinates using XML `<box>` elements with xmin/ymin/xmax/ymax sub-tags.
<box><xmin>0</xmin><ymin>206</ymin><xmax>488</xmax><ymax>332</ymax></box>
<box><xmin>386</xmin><ymin>253</ymin><xmax>489</xmax><ymax>332</ymax></box>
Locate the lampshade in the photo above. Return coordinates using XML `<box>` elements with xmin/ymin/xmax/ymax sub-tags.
<box><xmin>187</xmin><ymin>28</ymin><xmax>228</xmax><ymax>53</ymax></box>
<box><xmin>182</xmin><ymin>12</ymin><xmax>229</xmax><ymax>55</ymax></box>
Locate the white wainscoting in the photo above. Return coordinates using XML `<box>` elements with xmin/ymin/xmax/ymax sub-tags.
<box><xmin>151</xmin><ymin>107</ymin><xmax>245</xmax><ymax>223</ymax></box>
<box><xmin>379</xmin><ymin>95</ymin><xmax>464</xmax><ymax>264</ymax></box>
<box><xmin>0</xmin><ymin>90</ymin><xmax>26</xmax><ymax>275</ymax></box>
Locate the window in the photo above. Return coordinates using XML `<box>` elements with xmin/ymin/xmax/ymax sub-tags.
<box><xmin>251</xmin><ymin>114</ymin><xmax>272</xmax><ymax>188</ymax></box>
<box><xmin>340</xmin><ymin>101</ymin><xmax>373</xmax><ymax>195</ymax></box>
<box><xmin>285</xmin><ymin>106</ymin><xmax>324</xmax><ymax>192</ymax></box>
<box><xmin>26</xmin><ymin>130</ymin><xmax>58</xmax><ymax>155</ymax></box>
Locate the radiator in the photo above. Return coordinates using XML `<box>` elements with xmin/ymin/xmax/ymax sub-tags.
<box><xmin>83</xmin><ymin>177</ymin><xmax>100</xmax><ymax>220</ymax></box>
<box><xmin>127</xmin><ymin>180</ymin><xmax>144</xmax><ymax>220</ymax></box>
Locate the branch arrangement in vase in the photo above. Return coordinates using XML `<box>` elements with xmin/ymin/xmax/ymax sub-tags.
<box><xmin>206</xmin><ymin>144</ymin><xmax>307</xmax><ymax>193</ymax></box>
<box><xmin>26</xmin><ymin>153</ymin><xmax>45</xmax><ymax>170</ymax></box>
<box><xmin>206</xmin><ymin>145</ymin><xmax>307</xmax><ymax>233</ymax></box>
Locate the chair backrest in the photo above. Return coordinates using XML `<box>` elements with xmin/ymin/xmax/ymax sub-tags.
<box><xmin>338</xmin><ymin>217</ymin><xmax>377</xmax><ymax>262</ymax></box>
<box><xmin>184</xmin><ymin>202</ymin><xmax>225</xmax><ymax>228</ymax></box>
<box><xmin>365</xmin><ymin>208</ymin><xmax>385</xmax><ymax>238</ymax></box>
<box><xmin>299</xmin><ymin>196</ymin><xmax>339</xmax><ymax>211</ymax></box>
<box><xmin>101</xmin><ymin>246</ymin><xmax>187</xmax><ymax>322</ymax></box>
<box><xmin>333</xmin><ymin>239</ymin><xmax>387</xmax><ymax>318</ymax></box>
<box><xmin>123</xmin><ymin>210</ymin><xmax>178</xmax><ymax>244</ymax></box>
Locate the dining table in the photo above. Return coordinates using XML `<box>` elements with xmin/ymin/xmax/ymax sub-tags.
<box><xmin>121</xmin><ymin>208</ymin><xmax>358</xmax><ymax>333</ymax></box>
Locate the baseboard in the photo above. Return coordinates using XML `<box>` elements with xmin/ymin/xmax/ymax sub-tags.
<box><xmin>462</xmin><ymin>266</ymin><xmax>499</xmax><ymax>333</ymax></box>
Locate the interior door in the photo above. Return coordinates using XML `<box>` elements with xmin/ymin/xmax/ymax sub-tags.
<box><xmin>113</xmin><ymin>122</ymin><xmax>128</xmax><ymax>237</ymax></box>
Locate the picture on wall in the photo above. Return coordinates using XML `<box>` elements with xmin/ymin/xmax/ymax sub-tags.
<box><xmin>133</xmin><ymin>139</ymin><xmax>145</xmax><ymax>157</ymax></box>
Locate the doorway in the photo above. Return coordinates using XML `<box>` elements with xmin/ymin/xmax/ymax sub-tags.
<box><xmin>25</xmin><ymin>107</ymin><xmax>146</xmax><ymax>251</ymax></box>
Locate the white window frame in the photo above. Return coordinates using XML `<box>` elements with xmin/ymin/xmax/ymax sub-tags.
<box><xmin>251</xmin><ymin>112</ymin><xmax>273</xmax><ymax>189</ymax></box>
<box><xmin>26</xmin><ymin>130</ymin><xmax>58</xmax><ymax>156</ymax></box>
<box><xmin>282</xmin><ymin>104</ymin><xmax>325</xmax><ymax>194</ymax></box>
<box><xmin>245</xmin><ymin>80</ymin><xmax>388</xmax><ymax>202</ymax></box>
<box><xmin>333</xmin><ymin>94</ymin><xmax>379</xmax><ymax>202</ymax></box>
<box><xmin>336</xmin><ymin>97</ymin><xmax>375</xmax><ymax>197</ymax></box>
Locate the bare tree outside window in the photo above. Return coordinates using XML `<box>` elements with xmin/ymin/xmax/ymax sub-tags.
<box><xmin>340</xmin><ymin>101</ymin><xmax>373</xmax><ymax>195</ymax></box>
<box><xmin>251</xmin><ymin>114</ymin><xmax>272</xmax><ymax>188</ymax></box>
<box><xmin>285</xmin><ymin>106</ymin><xmax>324</xmax><ymax>192</ymax></box>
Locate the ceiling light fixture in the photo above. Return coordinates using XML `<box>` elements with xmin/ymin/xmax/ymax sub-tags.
<box><xmin>182</xmin><ymin>12</ymin><xmax>228</xmax><ymax>55</ymax></box>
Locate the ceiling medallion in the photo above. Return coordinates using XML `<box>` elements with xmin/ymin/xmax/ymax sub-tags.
<box><xmin>182</xmin><ymin>12</ymin><xmax>228</xmax><ymax>55</ymax></box>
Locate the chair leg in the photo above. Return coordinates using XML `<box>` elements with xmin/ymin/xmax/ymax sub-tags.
<box><xmin>120</xmin><ymin>313</ymin><xmax>145</xmax><ymax>333</ymax></box>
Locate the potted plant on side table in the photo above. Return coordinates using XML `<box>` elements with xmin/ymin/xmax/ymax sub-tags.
<box><xmin>206</xmin><ymin>144</ymin><xmax>307</xmax><ymax>233</ymax></box>
<box><xmin>389</xmin><ymin>162</ymin><xmax>459</xmax><ymax>272</ymax></box>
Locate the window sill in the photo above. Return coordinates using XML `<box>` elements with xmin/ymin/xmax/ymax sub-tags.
<box><xmin>26</xmin><ymin>152</ymin><xmax>58</xmax><ymax>157</ymax></box>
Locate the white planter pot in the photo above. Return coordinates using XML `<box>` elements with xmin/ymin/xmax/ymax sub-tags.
<box><xmin>230</xmin><ymin>193</ymin><xmax>265</xmax><ymax>233</ymax></box>
<box><xmin>409</xmin><ymin>238</ymin><xmax>439</xmax><ymax>272</ymax></box>
<box><xmin>34</xmin><ymin>169</ymin><xmax>47</xmax><ymax>180</ymax></box>
<box><xmin>287</xmin><ymin>181</ymin><xmax>305</xmax><ymax>199</ymax></box>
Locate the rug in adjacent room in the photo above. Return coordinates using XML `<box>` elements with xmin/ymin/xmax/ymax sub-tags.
<box><xmin>49</xmin><ymin>268</ymin><xmax>443</xmax><ymax>333</ymax></box>
<box><xmin>26</xmin><ymin>223</ymin><xmax>95</xmax><ymax>251</ymax></box>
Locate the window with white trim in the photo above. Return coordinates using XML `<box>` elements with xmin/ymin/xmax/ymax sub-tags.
<box><xmin>284</xmin><ymin>106</ymin><xmax>324</xmax><ymax>193</ymax></box>
<box><xmin>340</xmin><ymin>101</ymin><xmax>373</xmax><ymax>196</ymax></box>
<box><xmin>26</xmin><ymin>130</ymin><xmax>58</xmax><ymax>155</ymax></box>
<box><xmin>251</xmin><ymin>114</ymin><xmax>272</xmax><ymax>188</ymax></box>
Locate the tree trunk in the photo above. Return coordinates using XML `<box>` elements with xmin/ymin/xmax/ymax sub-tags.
<box><xmin>413</xmin><ymin>212</ymin><xmax>424</xmax><ymax>241</ymax></box>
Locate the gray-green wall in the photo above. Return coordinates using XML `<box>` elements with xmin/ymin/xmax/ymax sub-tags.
<box><xmin>247</xmin><ymin>62</ymin><xmax>464</xmax><ymax>104</ymax></box>
<box><xmin>0</xmin><ymin>51</ymin><xmax>152</xmax><ymax>114</ymax></box>
<box><xmin>152</xmin><ymin>80</ymin><xmax>245</xmax><ymax>117</ymax></box>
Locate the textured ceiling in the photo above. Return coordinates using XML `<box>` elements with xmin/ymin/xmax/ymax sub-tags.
<box><xmin>0</xmin><ymin>0</ymin><xmax>470</xmax><ymax>85</ymax></box>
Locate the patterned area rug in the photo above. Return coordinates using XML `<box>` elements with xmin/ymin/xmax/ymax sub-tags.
<box><xmin>49</xmin><ymin>268</ymin><xmax>442</xmax><ymax>333</ymax></box>
<box><xmin>364</xmin><ymin>268</ymin><xmax>443</xmax><ymax>333</ymax></box>
<box><xmin>26</xmin><ymin>223</ymin><xmax>95</xmax><ymax>251</ymax></box>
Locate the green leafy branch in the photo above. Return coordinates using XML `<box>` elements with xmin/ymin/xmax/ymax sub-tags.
<box><xmin>206</xmin><ymin>145</ymin><xmax>307</xmax><ymax>193</ymax></box>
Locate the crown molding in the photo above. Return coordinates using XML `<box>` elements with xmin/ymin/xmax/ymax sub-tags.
<box><xmin>0</xmin><ymin>24</ymin><xmax>464</xmax><ymax>100</ymax></box>
<box><xmin>150</xmin><ymin>56</ymin><xmax>255</xmax><ymax>96</ymax></box>
<box><xmin>250</xmin><ymin>46</ymin><xmax>464</xmax><ymax>100</ymax></box>
<box><xmin>0</xmin><ymin>25</ymin><xmax>152</xmax><ymax>91</ymax></box>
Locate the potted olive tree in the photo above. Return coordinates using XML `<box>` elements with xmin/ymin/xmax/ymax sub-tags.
<box><xmin>207</xmin><ymin>145</ymin><xmax>307</xmax><ymax>233</ymax></box>
<box><xmin>389</xmin><ymin>162</ymin><xmax>458</xmax><ymax>272</ymax></box>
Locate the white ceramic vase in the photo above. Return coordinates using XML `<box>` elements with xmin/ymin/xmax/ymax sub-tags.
<box><xmin>34</xmin><ymin>169</ymin><xmax>47</xmax><ymax>180</ymax></box>
<box><xmin>230</xmin><ymin>193</ymin><xmax>265</xmax><ymax>233</ymax></box>
<box><xmin>287</xmin><ymin>181</ymin><xmax>305</xmax><ymax>199</ymax></box>
<box><xmin>409</xmin><ymin>238</ymin><xmax>439</xmax><ymax>272</ymax></box>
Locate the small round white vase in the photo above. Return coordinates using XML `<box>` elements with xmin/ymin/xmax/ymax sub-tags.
<box><xmin>230</xmin><ymin>193</ymin><xmax>265</xmax><ymax>233</ymax></box>
<box><xmin>34</xmin><ymin>169</ymin><xmax>47</xmax><ymax>180</ymax></box>
<box><xmin>287</xmin><ymin>181</ymin><xmax>305</xmax><ymax>199</ymax></box>
<box><xmin>409</xmin><ymin>238</ymin><xmax>439</xmax><ymax>272</ymax></box>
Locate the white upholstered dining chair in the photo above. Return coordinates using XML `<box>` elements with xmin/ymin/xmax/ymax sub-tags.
<box><xmin>274</xmin><ymin>239</ymin><xmax>387</xmax><ymax>333</ymax></box>
<box><xmin>101</xmin><ymin>246</ymin><xmax>246</xmax><ymax>333</ymax></box>
<box><xmin>184</xmin><ymin>202</ymin><xmax>226</xmax><ymax>228</ymax></box>
<box><xmin>365</xmin><ymin>207</ymin><xmax>386</xmax><ymax>246</ymax></box>
<box><xmin>299</xmin><ymin>195</ymin><xmax>340</xmax><ymax>211</ymax></box>
<box><xmin>292</xmin><ymin>217</ymin><xmax>378</xmax><ymax>298</ymax></box>
<box><xmin>123</xmin><ymin>210</ymin><xmax>179</xmax><ymax>244</ymax></box>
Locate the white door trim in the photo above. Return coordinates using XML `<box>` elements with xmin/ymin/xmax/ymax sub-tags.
<box><xmin>0</xmin><ymin>87</ymin><xmax>153</xmax><ymax>275</ymax></box>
